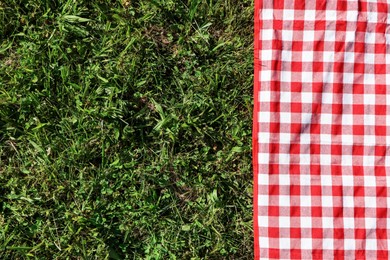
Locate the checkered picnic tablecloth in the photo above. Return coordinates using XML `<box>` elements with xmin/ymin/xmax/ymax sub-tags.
<box><xmin>253</xmin><ymin>1</ymin><xmax>390</xmax><ymax>259</ymax></box>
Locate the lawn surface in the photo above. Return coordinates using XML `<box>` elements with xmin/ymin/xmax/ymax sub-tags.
<box><xmin>0</xmin><ymin>0</ymin><xmax>253</xmax><ymax>258</ymax></box>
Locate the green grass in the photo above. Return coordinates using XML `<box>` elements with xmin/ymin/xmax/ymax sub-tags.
<box><xmin>0</xmin><ymin>0</ymin><xmax>253</xmax><ymax>258</ymax></box>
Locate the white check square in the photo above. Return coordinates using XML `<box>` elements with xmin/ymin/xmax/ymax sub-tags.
<box><xmin>258</xmin><ymin>216</ymin><xmax>269</xmax><ymax>227</ymax></box>
<box><xmin>259</xmin><ymin>236</ymin><xmax>269</xmax><ymax>247</ymax></box>
<box><xmin>324</xmin><ymin>30</ymin><xmax>336</xmax><ymax>42</ymax></box>
<box><xmin>279</xmin><ymin>174</ymin><xmax>290</xmax><ymax>185</ymax></box>
<box><xmin>261</xmin><ymin>9</ymin><xmax>273</xmax><ymax>20</ymax></box>
<box><xmin>364</xmin><ymin>53</ymin><xmax>375</xmax><ymax>64</ymax></box>
<box><xmin>282</xmin><ymin>30</ymin><xmax>293</xmax><ymax>41</ymax></box>
<box><xmin>279</xmin><ymin>195</ymin><xmax>290</xmax><ymax>207</ymax></box>
<box><xmin>279</xmin><ymin>154</ymin><xmax>290</xmax><ymax>165</ymax></box>
<box><xmin>323</xmin><ymin>238</ymin><xmax>334</xmax><ymax>250</ymax></box>
<box><xmin>343</xmin><ymin>73</ymin><xmax>354</xmax><ymax>84</ymax></box>
<box><xmin>321</xmin><ymin>114</ymin><xmax>332</xmax><ymax>124</ymax></box>
<box><xmin>279</xmin><ymin>133</ymin><xmax>291</xmax><ymax>144</ymax></box>
<box><xmin>259</xmin><ymin>111</ymin><xmax>271</xmax><ymax>123</ymax></box>
<box><xmin>363</xmin><ymin>155</ymin><xmax>375</xmax><ymax>167</ymax></box>
<box><xmin>302</xmin><ymin>113</ymin><xmax>312</xmax><ymax>124</ymax></box>
<box><xmin>343</xmin><ymin>217</ymin><xmax>355</xmax><ymax>229</ymax></box>
<box><xmin>300</xmin><ymin>195</ymin><xmax>312</xmax><ymax>207</ymax></box>
<box><xmin>325</xmin><ymin>10</ymin><xmax>337</xmax><ymax>21</ymax></box>
<box><xmin>321</xmin><ymin>154</ymin><xmax>332</xmax><ymax>165</ymax></box>
<box><xmin>258</xmin><ymin>173</ymin><xmax>269</xmax><ymax>185</ymax></box>
<box><xmin>280</xmin><ymin>238</ymin><xmax>291</xmax><ymax>249</ymax></box>
<box><xmin>300</xmin><ymin>238</ymin><xmax>313</xmax><ymax>249</ymax></box>
<box><xmin>342</xmin><ymin>196</ymin><xmax>354</xmax><ymax>208</ymax></box>
<box><xmin>262</xmin><ymin>29</ymin><xmax>273</xmax><ymax>41</ymax></box>
<box><xmin>322</xmin><ymin>196</ymin><xmax>333</xmax><ymax>207</ymax></box>
<box><xmin>322</xmin><ymin>92</ymin><xmax>333</xmax><ymax>104</ymax></box>
<box><xmin>320</xmin><ymin>134</ymin><xmax>332</xmax><ymax>144</ymax></box>
<box><xmin>342</xmin><ymin>115</ymin><xmax>353</xmax><ymax>126</ymax></box>
<box><xmin>283</xmin><ymin>9</ymin><xmax>295</xmax><ymax>20</ymax></box>
<box><xmin>301</xmin><ymin>92</ymin><xmax>313</xmax><ymax>103</ymax></box>
<box><xmin>342</xmin><ymin>175</ymin><xmax>354</xmax><ymax>186</ymax></box>
<box><xmin>365</xmin><ymin>239</ymin><xmax>377</xmax><ymax>250</ymax></box>
<box><xmin>281</xmin><ymin>71</ymin><xmax>292</xmax><ymax>82</ymax></box>
<box><xmin>323</xmin><ymin>72</ymin><xmax>334</xmax><ymax>83</ymax></box>
<box><xmin>341</xmin><ymin>155</ymin><xmax>353</xmax><ymax>166</ymax></box>
<box><xmin>304</xmin><ymin>10</ymin><xmax>316</xmax><ymax>21</ymax></box>
<box><xmin>346</xmin><ymin>11</ymin><xmax>358</xmax><ymax>22</ymax></box>
<box><xmin>342</xmin><ymin>93</ymin><xmax>353</xmax><ymax>105</ymax></box>
<box><xmin>344</xmin><ymin>52</ymin><xmax>355</xmax><ymax>63</ymax></box>
<box><xmin>303</xmin><ymin>30</ymin><xmax>315</xmax><ymax>42</ymax></box>
<box><xmin>365</xmin><ymin>32</ymin><xmax>376</xmax><ymax>44</ymax></box>
<box><xmin>365</xmin><ymin>218</ymin><xmax>377</xmax><ymax>229</ymax></box>
<box><xmin>364</xmin><ymin>196</ymin><xmax>377</xmax><ymax>208</ymax></box>
<box><xmin>364</xmin><ymin>134</ymin><xmax>376</xmax><ymax>145</ymax></box>
<box><xmin>323</xmin><ymin>51</ymin><xmax>335</xmax><ymax>62</ymax></box>
<box><xmin>364</xmin><ymin>74</ymin><xmax>375</xmax><ymax>85</ymax></box>
<box><xmin>341</xmin><ymin>134</ymin><xmax>353</xmax><ymax>144</ymax></box>
<box><xmin>281</xmin><ymin>50</ymin><xmax>292</xmax><ymax>62</ymax></box>
<box><xmin>364</xmin><ymin>94</ymin><xmax>375</xmax><ymax>105</ymax></box>
<box><xmin>363</xmin><ymin>175</ymin><xmax>376</xmax><ymax>187</ymax></box>
<box><xmin>321</xmin><ymin>175</ymin><xmax>332</xmax><ymax>186</ymax></box>
<box><xmin>300</xmin><ymin>154</ymin><xmax>311</xmax><ymax>165</ymax></box>
<box><xmin>260</xmin><ymin>70</ymin><xmax>272</xmax><ymax>82</ymax></box>
<box><xmin>258</xmin><ymin>195</ymin><xmax>269</xmax><ymax>206</ymax></box>
<box><xmin>344</xmin><ymin>239</ymin><xmax>356</xmax><ymax>250</ymax></box>
<box><xmin>363</xmin><ymin>114</ymin><xmax>375</xmax><ymax>126</ymax></box>
<box><xmin>322</xmin><ymin>218</ymin><xmax>334</xmax><ymax>229</ymax></box>
<box><xmin>260</xmin><ymin>90</ymin><xmax>271</xmax><ymax>102</ymax></box>
<box><xmin>280</xmin><ymin>91</ymin><xmax>291</xmax><ymax>103</ymax></box>
<box><xmin>261</xmin><ymin>50</ymin><xmax>273</xmax><ymax>61</ymax></box>
<box><xmin>280</xmin><ymin>112</ymin><xmax>291</xmax><ymax>123</ymax></box>
<box><xmin>301</xmin><ymin>51</ymin><xmax>314</xmax><ymax>62</ymax></box>
<box><xmin>367</xmin><ymin>12</ymin><xmax>378</xmax><ymax>23</ymax></box>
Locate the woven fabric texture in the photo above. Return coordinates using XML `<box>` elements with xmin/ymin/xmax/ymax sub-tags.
<box><xmin>254</xmin><ymin>1</ymin><xmax>390</xmax><ymax>259</ymax></box>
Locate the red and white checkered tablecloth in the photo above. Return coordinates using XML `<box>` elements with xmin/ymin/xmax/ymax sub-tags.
<box><xmin>253</xmin><ymin>1</ymin><xmax>390</xmax><ymax>259</ymax></box>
